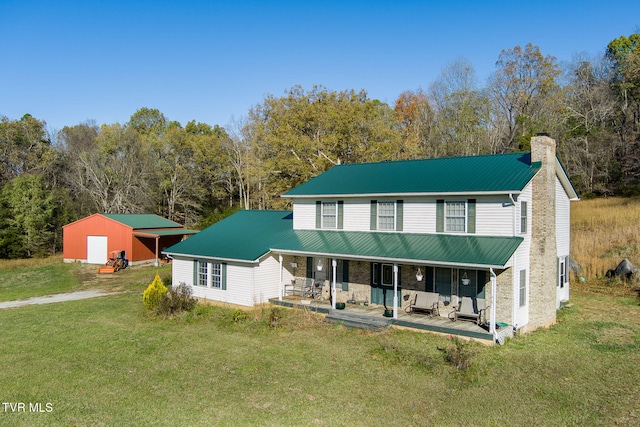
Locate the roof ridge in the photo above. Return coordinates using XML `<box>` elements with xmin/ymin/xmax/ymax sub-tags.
<box><xmin>332</xmin><ymin>151</ymin><xmax>529</xmax><ymax>168</ymax></box>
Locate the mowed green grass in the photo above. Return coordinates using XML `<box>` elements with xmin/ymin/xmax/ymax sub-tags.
<box><xmin>1</xmin><ymin>262</ymin><xmax>639</xmax><ymax>426</ymax></box>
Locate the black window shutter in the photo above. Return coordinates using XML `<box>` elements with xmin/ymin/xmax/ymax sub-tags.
<box><xmin>315</xmin><ymin>201</ymin><xmax>321</xmax><ymax>228</ymax></box>
<box><xmin>396</xmin><ymin>200</ymin><xmax>403</xmax><ymax>231</ymax></box>
<box><xmin>468</xmin><ymin>199</ymin><xmax>476</xmax><ymax>234</ymax></box>
<box><xmin>425</xmin><ymin>266</ymin><xmax>434</xmax><ymax>292</ymax></box>
<box><xmin>436</xmin><ymin>200</ymin><xmax>444</xmax><ymax>232</ymax></box>
<box><xmin>342</xmin><ymin>260</ymin><xmax>349</xmax><ymax>291</ymax></box>
<box><xmin>337</xmin><ymin>200</ymin><xmax>344</xmax><ymax>229</ymax></box>
<box><xmin>370</xmin><ymin>200</ymin><xmax>377</xmax><ymax>230</ymax></box>
<box><xmin>221</xmin><ymin>263</ymin><xmax>227</xmax><ymax>290</ymax></box>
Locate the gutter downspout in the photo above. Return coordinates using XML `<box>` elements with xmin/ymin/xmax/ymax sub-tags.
<box><xmin>331</xmin><ymin>259</ymin><xmax>337</xmax><ymax>309</ymax></box>
<box><xmin>509</xmin><ymin>192</ymin><xmax>517</xmax><ymax>329</ymax></box>
<box><xmin>393</xmin><ymin>264</ymin><xmax>398</xmax><ymax>319</ymax></box>
<box><xmin>278</xmin><ymin>254</ymin><xmax>283</xmax><ymax>301</ymax></box>
<box><xmin>490</xmin><ymin>268</ymin><xmax>497</xmax><ymax>339</ymax></box>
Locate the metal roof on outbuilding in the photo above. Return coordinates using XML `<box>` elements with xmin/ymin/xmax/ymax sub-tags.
<box><xmin>283</xmin><ymin>152</ymin><xmax>541</xmax><ymax>197</ymax></box>
<box><xmin>101</xmin><ymin>214</ymin><xmax>184</xmax><ymax>229</ymax></box>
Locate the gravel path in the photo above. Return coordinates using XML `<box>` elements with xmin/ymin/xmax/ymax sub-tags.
<box><xmin>0</xmin><ymin>290</ymin><xmax>121</xmax><ymax>310</ymax></box>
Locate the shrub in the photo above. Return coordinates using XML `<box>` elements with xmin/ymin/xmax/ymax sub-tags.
<box><xmin>232</xmin><ymin>309</ymin><xmax>247</xmax><ymax>323</ymax></box>
<box><xmin>442</xmin><ymin>336</ymin><xmax>475</xmax><ymax>371</ymax></box>
<box><xmin>157</xmin><ymin>282</ymin><xmax>197</xmax><ymax>315</ymax></box>
<box><xmin>142</xmin><ymin>273</ymin><xmax>168</xmax><ymax>311</ymax></box>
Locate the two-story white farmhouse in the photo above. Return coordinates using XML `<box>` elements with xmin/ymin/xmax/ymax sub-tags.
<box><xmin>164</xmin><ymin>135</ymin><xmax>578</xmax><ymax>337</ymax></box>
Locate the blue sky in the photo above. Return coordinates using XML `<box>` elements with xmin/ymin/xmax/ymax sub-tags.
<box><xmin>1</xmin><ymin>0</ymin><xmax>638</xmax><ymax>132</ymax></box>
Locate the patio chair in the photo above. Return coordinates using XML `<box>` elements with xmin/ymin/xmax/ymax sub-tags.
<box><xmin>448</xmin><ymin>296</ymin><xmax>485</xmax><ymax>325</ymax></box>
<box><xmin>406</xmin><ymin>291</ymin><xmax>439</xmax><ymax>316</ymax></box>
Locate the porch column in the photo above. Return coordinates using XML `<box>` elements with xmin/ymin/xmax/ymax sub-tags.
<box><xmin>331</xmin><ymin>259</ymin><xmax>337</xmax><ymax>309</ymax></box>
<box><xmin>278</xmin><ymin>254</ymin><xmax>283</xmax><ymax>301</ymax></box>
<box><xmin>393</xmin><ymin>263</ymin><xmax>398</xmax><ymax>319</ymax></box>
<box><xmin>490</xmin><ymin>268</ymin><xmax>497</xmax><ymax>337</ymax></box>
<box><xmin>154</xmin><ymin>236</ymin><xmax>159</xmax><ymax>267</ymax></box>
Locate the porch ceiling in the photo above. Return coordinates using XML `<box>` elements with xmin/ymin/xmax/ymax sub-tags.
<box><xmin>271</xmin><ymin>230</ymin><xmax>523</xmax><ymax>268</ymax></box>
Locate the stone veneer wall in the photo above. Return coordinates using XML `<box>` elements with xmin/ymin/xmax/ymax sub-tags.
<box><xmin>527</xmin><ymin>135</ymin><xmax>559</xmax><ymax>332</ymax></box>
<box><xmin>296</xmin><ymin>258</ymin><xmax>426</xmax><ymax>310</ymax></box>
<box><xmin>494</xmin><ymin>268</ymin><xmax>513</xmax><ymax>325</ymax></box>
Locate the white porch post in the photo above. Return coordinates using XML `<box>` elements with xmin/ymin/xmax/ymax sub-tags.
<box><xmin>331</xmin><ymin>259</ymin><xmax>337</xmax><ymax>309</ymax></box>
<box><xmin>278</xmin><ymin>254</ymin><xmax>283</xmax><ymax>301</ymax></box>
<box><xmin>154</xmin><ymin>236</ymin><xmax>159</xmax><ymax>267</ymax></box>
<box><xmin>490</xmin><ymin>268</ymin><xmax>497</xmax><ymax>337</ymax></box>
<box><xmin>393</xmin><ymin>263</ymin><xmax>398</xmax><ymax>319</ymax></box>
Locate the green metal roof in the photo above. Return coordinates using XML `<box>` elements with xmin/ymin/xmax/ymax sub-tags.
<box><xmin>271</xmin><ymin>230</ymin><xmax>522</xmax><ymax>268</ymax></box>
<box><xmin>133</xmin><ymin>228</ymin><xmax>199</xmax><ymax>237</ymax></box>
<box><xmin>164</xmin><ymin>210</ymin><xmax>522</xmax><ymax>267</ymax></box>
<box><xmin>102</xmin><ymin>214</ymin><xmax>183</xmax><ymax>229</ymax></box>
<box><xmin>163</xmin><ymin>210</ymin><xmax>294</xmax><ymax>262</ymax></box>
<box><xmin>283</xmin><ymin>152</ymin><xmax>541</xmax><ymax>197</ymax></box>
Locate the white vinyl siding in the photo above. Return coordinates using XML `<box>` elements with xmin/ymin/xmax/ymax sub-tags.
<box><xmin>295</xmin><ymin>196</ymin><xmax>521</xmax><ymax>236</ymax></box>
<box><xmin>253</xmin><ymin>254</ymin><xmax>282</xmax><ymax>305</ymax></box>
<box><xmin>555</xmin><ymin>178</ymin><xmax>571</xmax><ymax>256</ymax></box>
<box><xmin>292</xmin><ymin>200</ymin><xmax>317</xmax><ymax>230</ymax></box>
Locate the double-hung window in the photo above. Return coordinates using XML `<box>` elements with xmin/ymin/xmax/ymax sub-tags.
<box><xmin>194</xmin><ymin>260</ymin><xmax>226</xmax><ymax>289</ymax></box>
<box><xmin>322</xmin><ymin>202</ymin><xmax>337</xmax><ymax>229</ymax></box>
<box><xmin>197</xmin><ymin>261</ymin><xmax>208</xmax><ymax>287</ymax></box>
<box><xmin>445</xmin><ymin>201</ymin><xmax>466</xmax><ymax>232</ymax></box>
<box><xmin>211</xmin><ymin>262</ymin><xmax>222</xmax><ymax>288</ymax></box>
<box><xmin>519</xmin><ymin>269</ymin><xmax>527</xmax><ymax>307</ymax></box>
<box><xmin>378</xmin><ymin>202</ymin><xmax>395</xmax><ymax>230</ymax></box>
<box><xmin>520</xmin><ymin>201</ymin><xmax>528</xmax><ymax>234</ymax></box>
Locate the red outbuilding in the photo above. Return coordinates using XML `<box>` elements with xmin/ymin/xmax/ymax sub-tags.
<box><xmin>63</xmin><ymin>214</ymin><xmax>197</xmax><ymax>266</ymax></box>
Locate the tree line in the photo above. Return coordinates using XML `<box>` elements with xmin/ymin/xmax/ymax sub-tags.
<box><xmin>1</xmin><ymin>35</ymin><xmax>639</xmax><ymax>259</ymax></box>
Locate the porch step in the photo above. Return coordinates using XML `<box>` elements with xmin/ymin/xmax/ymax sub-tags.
<box><xmin>327</xmin><ymin>310</ymin><xmax>391</xmax><ymax>331</ymax></box>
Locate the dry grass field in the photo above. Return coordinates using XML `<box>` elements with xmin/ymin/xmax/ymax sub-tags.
<box><xmin>571</xmin><ymin>197</ymin><xmax>640</xmax><ymax>281</ymax></box>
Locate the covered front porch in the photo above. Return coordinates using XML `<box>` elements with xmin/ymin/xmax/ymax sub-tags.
<box><xmin>271</xmin><ymin>229</ymin><xmax>523</xmax><ymax>343</ymax></box>
<box><xmin>270</xmin><ymin>295</ymin><xmax>508</xmax><ymax>343</ymax></box>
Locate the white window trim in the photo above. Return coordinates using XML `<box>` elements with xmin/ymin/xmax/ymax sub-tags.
<box><xmin>445</xmin><ymin>200</ymin><xmax>467</xmax><ymax>233</ymax></box>
<box><xmin>377</xmin><ymin>201</ymin><xmax>396</xmax><ymax>231</ymax></box>
<box><xmin>197</xmin><ymin>260</ymin><xmax>223</xmax><ymax>289</ymax></box>
<box><xmin>321</xmin><ymin>201</ymin><xmax>337</xmax><ymax>229</ymax></box>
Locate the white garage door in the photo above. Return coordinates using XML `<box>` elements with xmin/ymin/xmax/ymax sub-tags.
<box><xmin>87</xmin><ymin>236</ymin><xmax>108</xmax><ymax>264</ymax></box>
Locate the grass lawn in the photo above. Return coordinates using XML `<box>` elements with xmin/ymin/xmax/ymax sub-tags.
<box><xmin>1</xmin><ymin>262</ymin><xmax>639</xmax><ymax>426</ymax></box>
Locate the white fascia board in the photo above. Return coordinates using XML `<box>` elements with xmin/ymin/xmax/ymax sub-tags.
<box><xmin>162</xmin><ymin>251</ymin><xmax>260</xmax><ymax>265</ymax></box>
<box><xmin>283</xmin><ymin>191</ymin><xmax>522</xmax><ymax>199</ymax></box>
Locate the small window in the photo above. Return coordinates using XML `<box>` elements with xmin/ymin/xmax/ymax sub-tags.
<box><xmin>197</xmin><ymin>261</ymin><xmax>208</xmax><ymax>287</ymax></box>
<box><xmin>322</xmin><ymin>202</ymin><xmax>337</xmax><ymax>229</ymax></box>
<box><xmin>211</xmin><ymin>263</ymin><xmax>222</xmax><ymax>288</ymax></box>
<box><xmin>520</xmin><ymin>201</ymin><xmax>528</xmax><ymax>234</ymax></box>
<box><xmin>445</xmin><ymin>201</ymin><xmax>466</xmax><ymax>232</ymax></box>
<box><xmin>378</xmin><ymin>202</ymin><xmax>395</xmax><ymax>230</ymax></box>
<box><xmin>558</xmin><ymin>256</ymin><xmax>568</xmax><ymax>288</ymax></box>
<box><xmin>519</xmin><ymin>269</ymin><xmax>527</xmax><ymax>307</ymax></box>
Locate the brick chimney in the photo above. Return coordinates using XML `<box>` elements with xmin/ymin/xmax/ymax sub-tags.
<box><xmin>527</xmin><ymin>134</ymin><xmax>558</xmax><ymax>331</ymax></box>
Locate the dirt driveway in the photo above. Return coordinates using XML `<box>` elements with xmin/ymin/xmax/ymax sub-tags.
<box><xmin>0</xmin><ymin>290</ymin><xmax>121</xmax><ymax>310</ymax></box>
